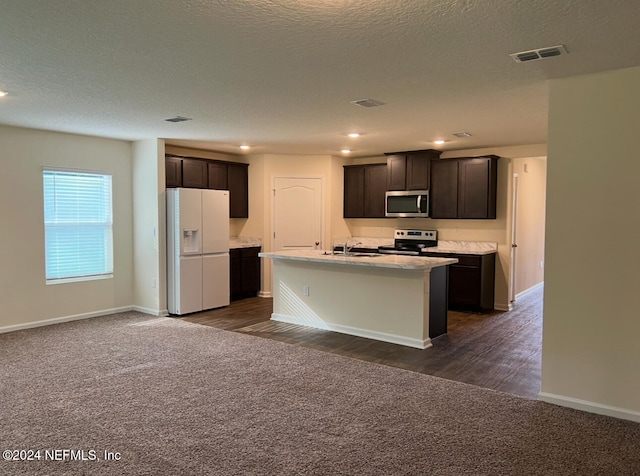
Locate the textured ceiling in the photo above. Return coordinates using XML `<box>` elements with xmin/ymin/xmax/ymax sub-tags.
<box><xmin>1</xmin><ymin>0</ymin><xmax>639</xmax><ymax>157</ymax></box>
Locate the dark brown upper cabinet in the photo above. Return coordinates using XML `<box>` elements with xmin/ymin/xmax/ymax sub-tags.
<box><xmin>429</xmin><ymin>155</ymin><xmax>499</xmax><ymax>219</ymax></box>
<box><xmin>165</xmin><ymin>157</ymin><xmax>182</xmax><ymax>188</ymax></box>
<box><xmin>343</xmin><ymin>164</ymin><xmax>387</xmax><ymax>218</ymax></box>
<box><xmin>227</xmin><ymin>162</ymin><xmax>249</xmax><ymax>219</ymax></box>
<box><xmin>386</xmin><ymin>149</ymin><xmax>442</xmax><ymax>191</ymax></box>
<box><xmin>364</xmin><ymin>164</ymin><xmax>387</xmax><ymax>217</ymax></box>
<box><xmin>165</xmin><ymin>155</ymin><xmax>249</xmax><ymax>218</ymax></box>
<box><xmin>208</xmin><ymin>161</ymin><xmax>228</xmax><ymax>190</ymax></box>
<box><xmin>181</xmin><ymin>158</ymin><xmax>208</xmax><ymax>188</ymax></box>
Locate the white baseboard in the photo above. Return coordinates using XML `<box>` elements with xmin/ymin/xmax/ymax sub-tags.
<box><xmin>539</xmin><ymin>392</ymin><xmax>640</xmax><ymax>423</ymax></box>
<box><xmin>132</xmin><ymin>305</ymin><xmax>169</xmax><ymax>317</ymax></box>
<box><xmin>258</xmin><ymin>291</ymin><xmax>273</xmax><ymax>298</ymax></box>
<box><xmin>0</xmin><ymin>306</ymin><xmax>135</xmax><ymax>335</ymax></box>
<box><xmin>270</xmin><ymin>313</ymin><xmax>431</xmax><ymax>350</ymax></box>
<box><xmin>516</xmin><ymin>281</ymin><xmax>544</xmax><ymax>300</ymax></box>
<box><xmin>494</xmin><ymin>282</ymin><xmax>544</xmax><ymax>312</ymax></box>
<box><xmin>494</xmin><ymin>303</ymin><xmax>512</xmax><ymax>312</ymax></box>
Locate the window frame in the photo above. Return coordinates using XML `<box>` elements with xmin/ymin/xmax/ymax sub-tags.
<box><xmin>42</xmin><ymin>167</ymin><xmax>114</xmax><ymax>285</ymax></box>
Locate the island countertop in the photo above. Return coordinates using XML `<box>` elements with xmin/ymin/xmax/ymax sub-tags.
<box><xmin>259</xmin><ymin>250</ymin><xmax>457</xmax><ymax>270</ymax></box>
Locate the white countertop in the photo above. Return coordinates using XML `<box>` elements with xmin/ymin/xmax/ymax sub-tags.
<box><xmin>230</xmin><ymin>237</ymin><xmax>262</xmax><ymax>249</ymax></box>
<box><xmin>259</xmin><ymin>249</ymin><xmax>457</xmax><ymax>270</ymax></box>
<box><xmin>332</xmin><ymin>237</ymin><xmax>497</xmax><ymax>255</ymax></box>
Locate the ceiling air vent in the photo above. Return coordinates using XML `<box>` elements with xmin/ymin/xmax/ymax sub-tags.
<box><xmin>452</xmin><ymin>132</ymin><xmax>472</xmax><ymax>138</ymax></box>
<box><xmin>510</xmin><ymin>45</ymin><xmax>568</xmax><ymax>63</ymax></box>
<box><xmin>350</xmin><ymin>98</ymin><xmax>386</xmax><ymax>108</ymax></box>
<box><xmin>164</xmin><ymin>116</ymin><xmax>192</xmax><ymax>123</ymax></box>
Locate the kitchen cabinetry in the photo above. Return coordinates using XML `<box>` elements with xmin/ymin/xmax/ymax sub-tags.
<box><xmin>343</xmin><ymin>164</ymin><xmax>387</xmax><ymax>218</ymax></box>
<box><xmin>429</xmin><ymin>156</ymin><xmax>499</xmax><ymax>219</ymax></box>
<box><xmin>182</xmin><ymin>158</ymin><xmax>208</xmax><ymax>189</ymax></box>
<box><xmin>165</xmin><ymin>156</ymin><xmax>249</xmax><ymax>218</ymax></box>
<box><xmin>230</xmin><ymin>247</ymin><xmax>261</xmax><ymax>301</ymax></box>
<box><xmin>165</xmin><ymin>157</ymin><xmax>182</xmax><ymax>188</ymax></box>
<box><xmin>208</xmin><ymin>161</ymin><xmax>228</xmax><ymax>190</ymax></box>
<box><xmin>422</xmin><ymin>252</ymin><xmax>496</xmax><ymax>312</ymax></box>
<box><xmin>227</xmin><ymin>163</ymin><xmax>249</xmax><ymax>219</ymax></box>
<box><xmin>386</xmin><ymin>149</ymin><xmax>441</xmax><ymax>191</ymax></box>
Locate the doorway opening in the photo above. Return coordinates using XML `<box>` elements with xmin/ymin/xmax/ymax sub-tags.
<box><xmin>510</xmin><ymin>157</ymin><xmax>547</xmax><ymax>306</ymax></box>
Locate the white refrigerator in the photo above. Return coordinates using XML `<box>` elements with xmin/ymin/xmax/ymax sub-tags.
<box><xmin>167</xmin><ymin>188</ymin><xmax>230</xmax><ymax>315</ymax></box>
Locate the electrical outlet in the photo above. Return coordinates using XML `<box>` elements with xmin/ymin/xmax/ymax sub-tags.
<box><xmin>540</xmin><ymin>261</ymin><xmax>544</xmax><ymax>269</ymax></box>
<box><xmin>303</xmin><ymin>285</ymin><xmax>310</xmax><ymax>296</ymax></box>
<box><xmin>152</xmin><ymin>278</ymin><xmax>157</xmax><ymax>288</ymax></box>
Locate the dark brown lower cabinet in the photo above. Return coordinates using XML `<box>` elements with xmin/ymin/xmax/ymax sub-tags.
<box><xmin>230</xmin><ymin>247</ymin><xmax>261</xmax><ymax>301</ymax></box>
<box><xmin>423</xmin><ymin>252</ymin><xmax>496</xmax><ymax>313</ymax></box>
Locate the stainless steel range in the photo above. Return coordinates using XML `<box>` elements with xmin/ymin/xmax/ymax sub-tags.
<box><xmin>378</xmin><ymin>229</ymin><xmax>438</xmax><ymax>255</ymax></box>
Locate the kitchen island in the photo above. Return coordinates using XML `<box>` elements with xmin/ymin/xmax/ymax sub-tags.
<box><xmin>259</xmin><ymin>250</ymin><xmax>457</xmax><ymax>349</ymax></box>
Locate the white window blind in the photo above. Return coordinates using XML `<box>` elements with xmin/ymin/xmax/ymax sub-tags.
<box><xmin>43</xmin><ymin>169</ymin><xmax>113</xmax><ymax>283</ymax></box>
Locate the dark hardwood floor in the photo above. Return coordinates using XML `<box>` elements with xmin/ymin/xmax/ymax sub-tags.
<box><xmin>183</xmin><ymin>286</ymin><xmax>543</xmax><ymax>399</ymax></box>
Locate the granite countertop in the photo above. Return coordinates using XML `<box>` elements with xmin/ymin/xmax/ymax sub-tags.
<box><xmin>332</xmin><ymin>237</ymin><xmax>393</xmax><ymax>250</ymax></box>
<box><xmin>332</xmin><ymin>236</ymin><xmax>497</xmax><ymax>255</ymax></box>
<box><xmin>259</xmin><ymin>250</ymin><xmax>457</xmax><ymax>271</ymax></box>
<box><xmin>422</xmin><ymin>240</ymin><xmax>497</xmax><ymax>255</ymax></box>
<box><xmin>229</xmin><ymin>237</ymin><xmax>262</xmax><ymax>249</ymax></box>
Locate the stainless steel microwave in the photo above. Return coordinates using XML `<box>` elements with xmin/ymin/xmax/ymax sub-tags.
<box><xmin>385</xmin><ymin>190</ymin><xmax>429</xmax><ymax>218</ymax></box>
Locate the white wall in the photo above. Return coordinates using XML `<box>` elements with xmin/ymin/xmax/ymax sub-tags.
<box><xmin>513</xmin><ymin>157</ymin><xmax>546</xmax><ymax>295</ymax></box>
<box><xmin>541</xmin><ymin>66</ymin><xmax>640</xmax><ymax>421</ymax></box>
<box><xmin>132</xmin><ymin>139</ymin><xmax>166</xmax><ymax>315</ymax></box>
<box><xmin>0</xmin><ymin>125</ymin><xmax>133</xmax><ymax>330</ymax></box>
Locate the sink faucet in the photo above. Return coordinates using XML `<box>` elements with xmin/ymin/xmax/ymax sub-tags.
<box><xmin>344</xmin><ymin>239</ymin><xmax>362</xmax><ymax>256</ymax></box>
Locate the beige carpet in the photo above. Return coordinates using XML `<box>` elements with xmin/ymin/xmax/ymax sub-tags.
<box><xmin>1</xmin><ymin>311</ymin><xmax>639</xmax><ymax>475</ymax></box>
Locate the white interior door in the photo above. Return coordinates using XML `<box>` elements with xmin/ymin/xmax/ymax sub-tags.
<box><xmin>273</xmin><ymin>177</ymin><xmax>322</xmax><ymax>251</ymax></box>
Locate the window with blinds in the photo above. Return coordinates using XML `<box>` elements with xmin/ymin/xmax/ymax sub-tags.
<box><xmin>43</xmin><ymin>168</ymin><xmax>113</xmax><ymax>284</ymax></box>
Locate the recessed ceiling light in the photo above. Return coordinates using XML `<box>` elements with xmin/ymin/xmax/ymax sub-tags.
<box><xmin>341</xmin><ymin>149</ymin><xmax>351</xmax><ymax>154</ymax></box>
<box><xmin>348</xmin><ymin>132</ymin><xmax>360</xmax><ymax>138</ymax></box>
<box><xmin>240</xmin><ymin>145</ymin><xmax>250</xmax><ymax>150</ymax></box>
<box><xmin>433</xmin><ymin>140</ymin><xmax>446</xmax><ymax>145</ymax></box>
<box><xmin>0</xmin><ymin>90</ymin><xmax>8</xmax><ymax>97</ymax></box>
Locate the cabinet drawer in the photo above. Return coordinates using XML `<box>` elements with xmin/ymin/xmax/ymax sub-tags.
<box><xmin>423</xmin><ymin>252</ymin><xmax>481</xmax><ymax>266</ymax></box>
<box><xmin>239</xmin><ymin>247</ymin><xmax>260</xmax><ymax>258</ymax></box>
<box><xmin>453</xmin><ymin>255</ymin><xmax>481</xmax><ymax>267</ymax></box>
